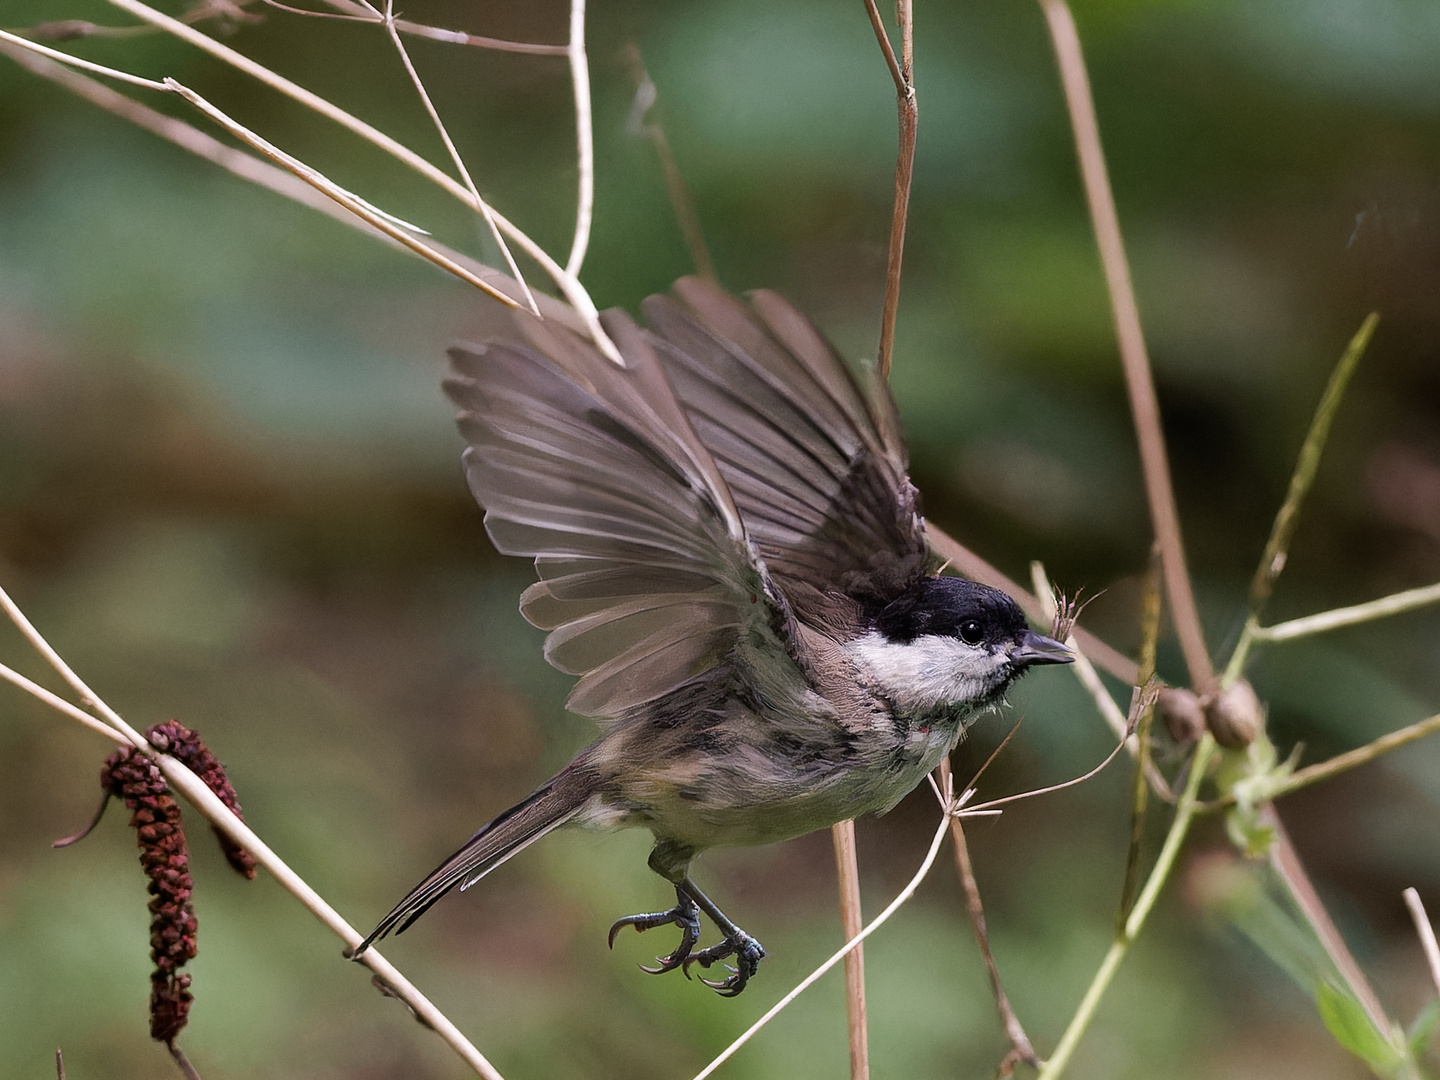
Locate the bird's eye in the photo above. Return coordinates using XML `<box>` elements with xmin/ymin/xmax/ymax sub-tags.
<box><xmin>958</xmin><ymin>620</ymin><xmax>984</xmax><ymax>646</ymax></box>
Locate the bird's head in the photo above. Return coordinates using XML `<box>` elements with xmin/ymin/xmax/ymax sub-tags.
<box><xmin>847</xmin><ymin>577</ymin><xmax>1073</xmax><ymax>720</ymax></box>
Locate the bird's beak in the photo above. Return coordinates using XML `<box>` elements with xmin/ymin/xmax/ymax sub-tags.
<box><xmin>1010</xmin><ymin>628</ymin><xmax>1074</xmax><ymax>667</ymax></box>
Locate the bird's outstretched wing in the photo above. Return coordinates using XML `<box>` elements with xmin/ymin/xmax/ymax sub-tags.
<box><xmin>445</xmin><ymin>280</ymin><xmax>927</xmax><ymax>720</ymax></box>
<box><xmin>645</xmin><ymin>278</ymin><xmax>927</xmax><ymax>622</ymax></box>
<box><xmin>447</xmin><ymin>308</ymin><xmax>783</xmax><ymax>721</ymax></box>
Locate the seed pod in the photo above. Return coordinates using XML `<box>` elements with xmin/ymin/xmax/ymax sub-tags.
<box><xmin>1157</xmin><ymin>688</ymin><xmax>1206</xmax><ymax>744</ymax></box>
<box><xmin>1205</xmin><ymin>679</ymin><xmax>1265</xmax><ymax>749</ymax></box>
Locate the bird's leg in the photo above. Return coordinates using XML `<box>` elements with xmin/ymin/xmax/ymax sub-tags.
<box><xmin>607</xmin><ymin>884</ymin><xmax>702</xmax><ymax>974</ymax></box>
<box><xmin>609</xmin><ymin>842</ymin><xmax>765</xmax><ymax>995</ymax></box>
<box><xmin>678</xmin><ymin>876</ymin><xmax>766</xmax><ymax>997</ymax></box>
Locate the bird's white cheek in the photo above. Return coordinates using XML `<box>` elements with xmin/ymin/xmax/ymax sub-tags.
<box><xmin>844</xmin><ymin>632</ymin><xmax>1007</xmax><ymax>716</ymax></box>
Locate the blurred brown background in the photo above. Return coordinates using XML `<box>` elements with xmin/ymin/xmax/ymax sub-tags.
<box><xmin>1</xmin><ymin>0</ymin><xmax>1438</xmax><ymax>1077</ymax></box>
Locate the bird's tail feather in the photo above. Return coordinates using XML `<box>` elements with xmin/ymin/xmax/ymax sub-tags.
<box><xmin>355</xmin><ymin>762</ymin><xmax>598</xmax><ymax>954</ymax></box>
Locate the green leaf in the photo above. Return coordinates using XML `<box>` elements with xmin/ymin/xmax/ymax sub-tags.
<box><xmin>1408</xmin><ymin>998</ymin><xmax>1440</xmax><ymax>1058</ymax></box>
<box><xmin>1316</xmin><ymin>982</ymin><xmax>1403</xmax><ymax>1074</ymax></box>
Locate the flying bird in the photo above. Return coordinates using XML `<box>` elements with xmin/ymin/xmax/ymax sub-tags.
<box><xmin>355</xmin><ymin>277</ymin><xmax>1072</xmax><ymax>995</ymax></box>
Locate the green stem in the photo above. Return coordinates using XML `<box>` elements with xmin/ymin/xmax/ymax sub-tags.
<box><xmin>1222</xmin><ymin>614</ymin><xmax>1261</xmax><ymax>688</ymax></box>
<box><xmin>1038</xmin><ymin>735</ymin><xmax>1216</xmax><ymax>1080</ymax></box>
<box><xmin>1254</xmin><ymin>582</ymin><xmax>1440</xmax><ymax>644</ymax></box>
<box><xmin>1199</xmin><ymin>711</ymin><xmax>1440</xmax><ymax>814</ymax></box>
<box><xmin>1247</xmin><ymin>313</ymin><xmax>1378</xmax><ymax>616</ymax></box>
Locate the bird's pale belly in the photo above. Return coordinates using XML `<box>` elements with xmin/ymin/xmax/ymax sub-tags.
<box><xmin>584</xmin><ymin>709</ymin><xmax>966</xmax><ymax>852</ymax></box>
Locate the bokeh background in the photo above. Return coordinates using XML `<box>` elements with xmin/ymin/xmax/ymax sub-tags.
<box><xmin>1</xmin><ymin>0</ymin><xmax>1438</xmax><ymax>1077</ymax></box>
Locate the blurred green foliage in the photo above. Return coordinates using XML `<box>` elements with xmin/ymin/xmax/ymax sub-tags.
<box><xmin>1</xmin><ymin>0</ymin><xmax>1438</xmax><ymax>1077</ymax></box>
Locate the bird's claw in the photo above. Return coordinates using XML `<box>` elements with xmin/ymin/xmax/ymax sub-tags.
<box><xmin>608</xmin><ymin>897</ymin><xmax>702</xmax><ymax>974</ymax></box>
<box><xmin>683</xmin><ymin>931</ymin><xmax>766</xmax><ymax>996</ymax></box>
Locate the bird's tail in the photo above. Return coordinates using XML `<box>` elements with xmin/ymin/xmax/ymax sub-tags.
<box><xmin>354</xmin><ymin>760</ymin><xmax>599</xmax><ymax>955</ymax></box>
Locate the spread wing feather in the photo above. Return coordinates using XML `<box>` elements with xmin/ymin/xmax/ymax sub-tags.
<box><xmin>644</xmin><ymin>279</ymin><xmax>928</xmax><ymax>609</ymax></box>
<box><xmin>444</xmin><ymin>279</ymin><xmax>927</xmax><ymax>721</ymax></box>
<box><xmin>445</xmin><ymin>314</ymin><xmax>780</xmax><ymax>722</ymax></box>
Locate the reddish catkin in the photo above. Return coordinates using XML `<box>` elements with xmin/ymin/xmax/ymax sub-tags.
<box><xmin>147</xmin><ymin>720</ymin><xmax>258</xmax><ymax>879</ymax></box>
<box><xmin>100</xmin><ymin>748</ymin><xmax>197</xmax><ymax>1045</ymax></box>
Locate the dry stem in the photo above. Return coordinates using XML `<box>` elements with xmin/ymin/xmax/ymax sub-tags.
<box><xmin>624</xmin><ymin>47</ymin><xmax>717</xmax><ymax>283</ymax></box>
<box><xmin>0</xmin><ymin>585</ymin><xmax>507</xmax><ymax>1080</ymax></box>
<box><xmin>937</xmin><ymin>761</ymin><xmax>1037</xmax><ymax>1069</ymax></box>
<box><xmin>693</xmin><ymin>807</ymin><xmax>953</xmax><ymax>1080</ymax></box>
<box><xmin>0</xmin><ymin>40</ymin><xmax>578</xmax><ymax>325</ymax></box>
<box><xmin>1037</xmin><ymin>0</ymin><xmax>1213</xmax><ymax>697</ymax></box>
<box><xmin>1117</xmin><ymin>552</ymin><xmax>1165</xmax><ymax>923</ymax></box>
<box><xmin>1403</xmin><ymin>889</ymin><xmax>1440</xmax><ymax>1002</ymax></box>
<box><xmin>831</xmin><ymin>820</ymin><xmax>870</xmax><ymax>1080</ymax></box>
<box><xmin>100</xmin><ymin>0</ymin><xmax>620</xmax><ymax>359</ymax></box>
<box><xmin>1267</xmin><ymin>810</ymin><xmax>1389</xmax><ymax>1031</ymax></box>
<box><xmin>1030</xmin><ymin>562</ymin><xmax>1171</xmax><ymax>800</ymax></box>
<box><xmin>862</xmin><ymin>0</ymin><xmax>916</xmax><ymax>380</ymax></box>
<box><xmin>165</xmin><ymin>79</ymin><xmax>518</xmax><ymax>307</ymax></box>
<box><xmin>0</xmin><ymin>27</ymin><xmax>166</xmax><ymax>87</ymax></box>
<box><xmin>373</xmin><ymin>0</ymin><xmax>537</xmax><ymax>315</ymax></box>
<box><xmin>564</xmin><ymin>0</ymin><xmax>595</xmax><ymax>278</ymax></box>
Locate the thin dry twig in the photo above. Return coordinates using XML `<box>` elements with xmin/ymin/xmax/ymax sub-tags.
<box><xmin>387</xmin><ymin>20</ymin><xmax>568</xmax><ymax>54</ymax></box>
<box><xmin>1037</xmin><ymin>0</ymin><xmax>1213</xmax><ymax>697</ymax></box>
<box><xmin>373</xmin><ymin>0</ymin><xmax>538</xmax><ymax>315</ymax></box>
<box><xmin>1037</xmin><ymin>733</ymin><xmax>1217</xmax><ymax>1080</ymax></box>
<box><xmin>1266</xmin><ymin>810</ymin><xmax>1389</xmax><ymax>1031</ymax></box>
<box><xmin>165</xmin><ymin>79</ymin><xmax>521</xmax><ymax>308</ymax></box>
<box><xmin>101</xmin><ymin>0</ymin><xmax>620</xmax><ymax>360</ymax></box>
<box><xmin>0</xmin><ymin>40</ymin><xmax>578</xmax><ymax>325</ymax></box>
<box><xmin>1402</xmin><ymin>888</ymin><xmax>1440</xmax><ymax>1002</ymax></box>
<box><xmin>862</xmin><ymin>0</ymin><xmax>916</xmax><ymax>380</ymax></box>
<box><xmin>692</xmin><ymin>809</ymin><xmax>954</xmax><ymax>1080</ymax></box>
<box><xmin>0</xmin><ymin>659</ymin><xmax>127</xmax><ymax>741</ymax></box>
<box><xmin>169</xmin><ymin>1044</ymin><xmax>203</xmax><ymax>1080</ymax></box>
<box><xmin>0</xmin><ymin>26</ymin><xmax>167</xmax><ymax>88</ymax></box>
<box><xmin>0</xmin><ymin>584</ymin><xmax>507</xmax><ymax>1080</ymax></box>
<box><xmin>936</xmin><ymin>761</ymin><xmax>1037</xmax><ymax>1069</ymax></box>
<box><xmin>564</xmin><ymin>0</ymin><xmax>594</xmax><ymax>278</ymax></box>
<box><xmin>280</xmin><ymin>0</ymin><xmax>574</xmax><ymax>52</ymax></box>
<box><xmin>257</xmin><ymin>0</ymin><xmax>377</xmax><ymax>23</ymax></box>
<box><xmin>963</xmin><ymin>730</ymin><xmax>1135</xmax><ymax>817</ymax></box>
<box><xmin>955</xmin><ymin>817</ymin><xmax>1038</xmax><ymax>1068</ymax></box>
<box><xmin>1118</xmin><ymin>550</ymin><xmax>1165</xmax><ymax>923</ymax></box>
<box><xmin>3</xmin><ymin>15</ymin><xmax>521</xmax><ymax>309</ymax></box>
<box><xmin>830</xmin><ymin>820</ymin><xmax>870</xmax><ymax>1080</ymax></box>
<box><xmin>624</xmin><ymin>46</ymin><xmax>717</xmax><ymax>283</ymax></box>
<box><xmin>1030</xmin><ymin>562</ymin><xmax>1172</xmax><ymax>800</ymax></box>
<box><xmin>15</xmin><ymin>0</ymin><xmax>571</xmax><ymax>52</ymax></box>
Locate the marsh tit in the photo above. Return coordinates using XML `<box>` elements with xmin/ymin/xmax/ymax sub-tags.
<box><xmin>355</xmin><ymin>277</ymin><xmax>1072</xmax><ymax>995</ymax></box>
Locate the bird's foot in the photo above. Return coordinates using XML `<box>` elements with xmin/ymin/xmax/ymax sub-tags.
<box><xmin>607</xmin><ymin>888</ymin><xmax>702</xmax><ymax>974</ymax></box>
<box><xmin>683</xmin><ymin>930</ymin><xmax>766</xmax><ymax>997</ymax></box>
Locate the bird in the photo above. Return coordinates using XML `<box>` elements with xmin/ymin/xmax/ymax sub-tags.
<box><xmin>354</xmin><ymin>276</ymin><xmax>1073</xmax><ymax>995</ymax></box>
